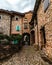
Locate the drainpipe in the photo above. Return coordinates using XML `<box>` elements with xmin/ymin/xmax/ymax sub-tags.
<box><xmin>10</xmin><ymin>15</ymin><xmax>13</xmax><ymax>35</ymax></box>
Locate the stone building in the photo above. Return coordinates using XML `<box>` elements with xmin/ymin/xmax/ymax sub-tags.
<box><xmin>11</xmin><ymin>11</ymin><xmax>33</xmax><ymax>45</ymax></box>
<box><xmin>37</xmin><ymin>0</ymin><xmax>52</xmax><ymax>59</ymax></box>
<box><xmin>22</xmin><ymin>11</ymin><xmax>33</xmax><ymax>33</ymax></box>
<box><xmin>29</xmin><ymin>0</ymin><xmax>52</xmax><ymax>59</ymax></box>
<box><xmin>11</xmin><ymin>11</ymin><xmax>24</xmax><ymax>35</ymax></box>
<box><xmin>11</xmin><ymin>11</ymin><xmax>32</xmax><ymax>36</ymax></box>
<box><xmin>22</xmin><ymin>11</ymin><xmax>33</xmax><ymax>45</ymax></box>
<box><xmin>0</xmin><ymin>9</ymin><xmax>12</xmax><ymax>35</ymax></box>
<box><xmin>0</xmin><ymin>9</ymin><xmax>33</xmax><ymax>43</ymax></box>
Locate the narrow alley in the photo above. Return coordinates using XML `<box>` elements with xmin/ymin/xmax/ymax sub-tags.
<box><xmin>0</xmin><ymin>45</ymin><xmax>51</xmax><ymax>65</ymax></box>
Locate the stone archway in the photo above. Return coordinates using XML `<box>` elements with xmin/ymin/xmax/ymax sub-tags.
<box><xmin>22</xmin><ymin>33</ymin><xmax>30</xmax><ymax>45</ymax></box>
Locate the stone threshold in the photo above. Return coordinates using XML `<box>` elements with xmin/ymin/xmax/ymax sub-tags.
<box><xmin>40</xmin><ymin>50</ymin><xmax>52</xmax><ymax>64</ymax></box>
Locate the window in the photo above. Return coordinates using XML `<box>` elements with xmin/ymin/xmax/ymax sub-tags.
<box><xmin>24</xmin><ymin>18</ymin><xmax>28</xmax><ymax>21</ymax></box>
<box><xmin>16</xmin><ymin>17</ymin><xmax>18</xmax><ymax>20</ymax></box>
<box><xmin>40</xmin><ymin>26</ymin><xmax>46</xmax><ymax>44</ymax></box>
<box><xmin>16</xmin><ymin>26</ymin><xmax>20</xmax><ymax>31</ymax></box>
<box><xmin>24</xmin><ymin>23</ymin><xmax>28</xmax><ymax>29</ymax></box>
<box><xmin>15</xmin><ymin>16</ymin><xmax>19</xmax><ymax>21</ymax></box>
<box><xmin>44</xmin><ymin>0</ymin><xmax>50</xmax><ymax>12</ymax></box>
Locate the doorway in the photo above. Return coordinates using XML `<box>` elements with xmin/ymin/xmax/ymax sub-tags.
<box><xmin>22</xmin><ymin>33</ymin><xmax>30</xmax><ymax>45</ymax></box>
<box><xmin>30</xmin><ymin>30</ymin><xmax>35</xmax><ymax>45</ymax></box>
<box><xmin>40</xmin><ymin>26</ymin><xmax>46</xmax><ymax>49</ymax></box>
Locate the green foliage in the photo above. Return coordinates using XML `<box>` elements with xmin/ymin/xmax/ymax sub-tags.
<box><xmin>10</xmin><ymin>34</ymin><xmax>22</xmax><ymax>44</ymax></box>
<box><xmin>0</xmin><ymin>34</ymin><xmax>22</xmax><ymax>44</ymax></box>
<box><xmin>0</xmin><ymin>34</ymin><xmax>10</xmax><ymax>44</ymax></box>
<box><xmin>0</xmin><ymin>34</ymin><xmax>4</xmax><ymax>39</ymax></box>
<box><xmin>10</xmin><ymin>34</ymin><xmax>22</xmax><ymax>41</ymax></box>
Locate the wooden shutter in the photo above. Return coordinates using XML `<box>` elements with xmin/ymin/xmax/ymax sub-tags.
<box><xmin>16</xmin><ymin>26</ymin><xmax>20</xmax><ymax>31</ymax></box>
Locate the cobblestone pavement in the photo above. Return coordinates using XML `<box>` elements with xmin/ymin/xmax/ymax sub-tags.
<box><xmin>0</xmin><ymin>45</ymin><xmax>51</xmax><ymax>65</ymax></box>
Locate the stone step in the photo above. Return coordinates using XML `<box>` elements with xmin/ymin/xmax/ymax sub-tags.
<box><xmin>40</xmin><ymin>50</ymin><xmax>52</xmax><ymax>64</ymax></box>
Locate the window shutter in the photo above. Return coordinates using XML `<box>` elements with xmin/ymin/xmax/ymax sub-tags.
<box><xmin>16</xmin><ymin>26</ymin><xmax>20</xmax><ymax>31</ymax></box>
<box><xmin>16</xmin><ymin>26</ymin><xmax>17</xmax><ymax>31</ymax></box>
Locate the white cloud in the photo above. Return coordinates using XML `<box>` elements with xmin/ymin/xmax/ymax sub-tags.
<box><xmin>0</xmin><ymin>0</ymin><xmax>12</xmax><ymax>10</ymax></box>
<box><xmin>0</xmin><ymin>0</ymin><xmax>36</xmax><ymax>12</ymax></box>
<box><xmin>7</xmin><ymin>0</ymin><xmax>20</xmax><ymax>5</ymax></box>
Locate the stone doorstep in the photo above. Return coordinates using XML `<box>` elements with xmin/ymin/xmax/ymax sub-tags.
<box><xmin>40</xmin><ymin>50</ymin><xmax>52</xmax><ymax>64</ymax></box>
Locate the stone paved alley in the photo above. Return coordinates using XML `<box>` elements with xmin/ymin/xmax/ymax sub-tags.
<box><xmin>0</xmin><ymin>45</ymin><xmax>51</xmax><ymax>65</ymax></box>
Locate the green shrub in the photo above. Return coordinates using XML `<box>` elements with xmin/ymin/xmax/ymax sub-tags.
<box><xmin>0</xmin><ymin>34</ymin><xmax>4</xmax><ymax>39</ymax></box>
<box><xmin>0</xmin><ymin>34</ymin><xmax>22</xmax><ymax>44</ymax></box>
<box><xmin>11</xmin><ymin>34</ymin><xmax>22</xmax><ymax>39</ymax></box>
<box><xmin>0</xmin><ymin>34</ymin><xmax>10</xmax><ymax>44</ymax></box>
<box><xmin>16</xmin><ymin>34</ymin><xmax>22</xmax><ymax>42</ymax></box>
<box><xmin>10</xmin><ymin>34</ymin><xmax>22</xmax><ymax>42</ymax></box>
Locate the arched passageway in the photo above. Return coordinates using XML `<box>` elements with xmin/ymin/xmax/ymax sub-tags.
<box><xmin>22</xmin><ymin>33</ymin><xmax>30</xmax><ymax>45</ymax></box>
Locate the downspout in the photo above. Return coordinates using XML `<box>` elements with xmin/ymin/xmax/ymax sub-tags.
<box><xmin>10</xmin><ymin>15</ymin><xmax>12</xmax><ymax>35</ymax></box>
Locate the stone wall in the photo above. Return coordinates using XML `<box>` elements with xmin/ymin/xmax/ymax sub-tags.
<box><xmin>0</xmin><ymin>13</ymin><xmax>11</xmax><ymax>35</ymax></box>
<box><xmin>45</xmin><ymin>22</ymin><xmax>52</xmax><ymax>58</ymax></box>
<box><xmin>37</xmin><ymin>0</ymin><xmax>52</xmax><ymax>58</ymax></box>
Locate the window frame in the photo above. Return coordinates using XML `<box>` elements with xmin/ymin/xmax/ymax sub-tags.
<box><xmin>24</xmin><ymin>23</ymin><xmax>28</xmax><ymax>29</ymax></box>
<box><xmin>15</xmin><ymin>16</ymin><xmax>19</xmax><ymax>21</ymax></box>
<box><xmin>43</xmin><ymin>0</ymin><xmax>50</xmax><ymax>12</ymax></box>
<box><xmin>24</xmin><ymin>18</ymin><xmax>28</xmax><ymax>22</ymax></box>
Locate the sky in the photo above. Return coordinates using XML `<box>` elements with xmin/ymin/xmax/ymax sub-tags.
<box><xmin>0</xmin><ymin>0</ymin><xmax>36</xmax><ymax>13</ymax></box>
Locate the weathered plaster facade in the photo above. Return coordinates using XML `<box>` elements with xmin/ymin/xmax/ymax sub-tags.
<box><xmin>11</xmin><ymin>15</ymin><xmax>23</xmax><ymax>35</ymax></box>
<box><xmin>11</xmin><ymin>11</ymin><xmax>33</xmax><ymax>35</ymax></box>
<box><xmin>22</xmin><ymin>11</ymin><xmax>33</xmax><ymax>34</ymax></box>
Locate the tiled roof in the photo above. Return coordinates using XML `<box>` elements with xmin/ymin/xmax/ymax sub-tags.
<box><xmin>0</xmin><ymin>9</ymin><xmax>33</xmax><ymax>17</ymax></box>
<box><xmin>0</xmin><ymin>9</ymin><xmax>25</xmax><ymax>17</ymax></box>
<box><xmin>0</xmin><ymin>9</ymin><xmax>12</xmax><ymax>15</ymax></box>
<box><xmin>10</xmin><ymin>11</ymin><xmax>25</xmax><ymax>17</ymax></box>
